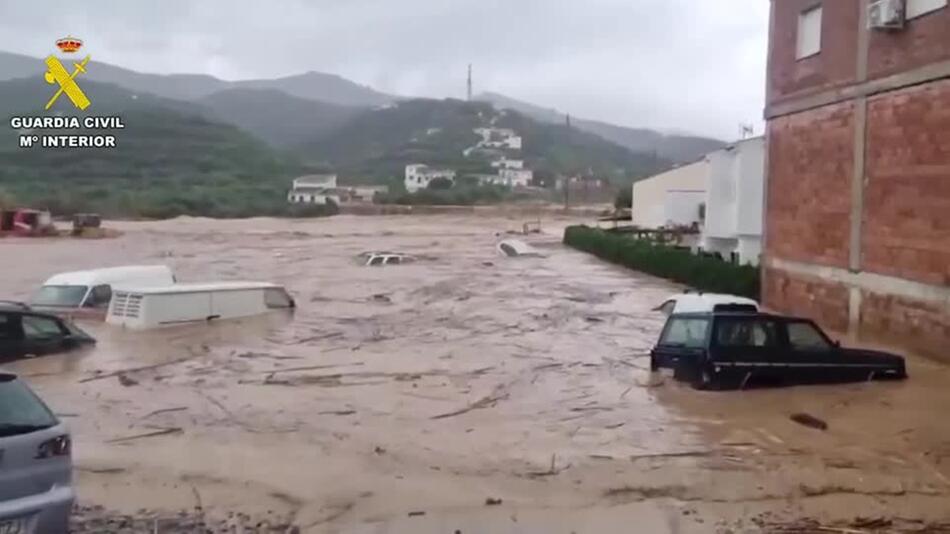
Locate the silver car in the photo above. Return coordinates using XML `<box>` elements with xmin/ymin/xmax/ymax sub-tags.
<box><xmin>0</xmin><ymin>373</ymin><xmax>74</xmax><ymax>533</ymax></box>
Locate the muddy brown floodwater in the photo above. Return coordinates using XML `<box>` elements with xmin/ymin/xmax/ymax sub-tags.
<box><xmin>2</xmin><ymin>214</ymin><xmax>950</xmax><ymax>533</ymax></box>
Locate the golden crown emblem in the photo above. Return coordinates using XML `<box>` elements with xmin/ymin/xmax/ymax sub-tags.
<box><xmin>56</xmin><ymin>37</ymin><xmax>83</xmax><ymax>53</ymax></box>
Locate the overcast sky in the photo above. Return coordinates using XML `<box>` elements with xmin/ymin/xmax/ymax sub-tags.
<box><xmin>0</xmin><ymin>0</ymin><xmax>769</xmax><ymax>140</ymax></box>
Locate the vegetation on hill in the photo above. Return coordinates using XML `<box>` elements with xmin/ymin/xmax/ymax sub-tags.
<box><xmin>298</xmin><ymin>98</ymin><xmax>669</xmax><ymax>186</ymax></box>
<box><xmin>0</xmin><ymin>79</ymin><xmax>306</xmax><ymax>218</ymax></box>
<box><xmin>197</xmin><ymin>88</ymin><xmax>363</xmax><ymax>148</ymax></box>
<box><xmin>476</xmin><ymin>91</ymin><xmax>726</xmax><ymax>163</ymax></box>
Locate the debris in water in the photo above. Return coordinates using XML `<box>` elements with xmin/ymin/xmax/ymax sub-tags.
<box><xmin>790</xmin><ymin>413</ymin><xmax>828</xmax><ymax>431</ymax></box>
<box><xmin>484</xmin><ymin>497</ymin><xmax>503</xmax><ymax>506</ymax></box>
<box><xmin>117</xmin><ymin>373</ymin><xmax>139</xmax><ymax>387</ymax></box>
<box><xmin>106</xmin><ymin>427</ymin><xmax>183</xmax><ymax>444</ymax></box>
<box><xmin>408</xmin><ymin>511</ymin><xmax>426</xmax><ymax>517</ymax></box>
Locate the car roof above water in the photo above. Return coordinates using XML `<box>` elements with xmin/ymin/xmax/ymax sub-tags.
<box><xmin>42</xmin><ymin>265</ymin><xmax>173</xmax><ymax>287</ymax></box>
<box><xmin>669</xmin><ymin>310</ymin><xmax>812</xmax><ymax>322</ymax></box>
<box><xmin>114</xmin><ymin>281</ymin><xmax>282</xmax><ymax>295</ymax></box>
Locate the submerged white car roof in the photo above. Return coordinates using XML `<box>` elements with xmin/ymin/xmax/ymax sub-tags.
<box><xmin>660</xmin><ymin>293</ymin><xmax>759</xmax><ymax>314</ymax></box>
<box><xmin>116</xmin><ymin>281</ymin><xmax>281</xmax><ymax>294</ymax></box>
<box><xmin>42</xmin><ymin>265</ymin><xmax>173</xmax><ymax>287</ymax></box>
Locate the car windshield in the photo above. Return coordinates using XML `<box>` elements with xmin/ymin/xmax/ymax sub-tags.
<box><xmin>0</xmin><ymin>376</ymin><xmax>58</xmax><ymax>437</ymax></box>
<box><xmin>31</xmin><ymin>285</ymin><xmax>89</xmax><ymax>308</ymax></box>
<box><xmin>659</xmin><ymin>317</ymin><xmax>710</xmax><ymax>348</ymax></box>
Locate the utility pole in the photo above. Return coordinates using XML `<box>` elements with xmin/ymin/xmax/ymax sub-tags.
<box><xmin>467</xmin><ymin>64</ymin><xmax>472</xmax><ymax>101</ymax></box>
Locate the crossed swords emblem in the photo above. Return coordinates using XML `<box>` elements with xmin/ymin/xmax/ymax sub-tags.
<box><xmin>44</xmin><ymin>54</ymin><xmax>91</xmax><ymax>110</ymax></box>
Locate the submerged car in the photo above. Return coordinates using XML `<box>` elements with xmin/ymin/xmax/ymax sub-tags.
<box><xmin>653</xmin><ymin>292</ymin><xmax>759</xmax><ymax>316</ymax></box>
<box><xmin>30</xmin><ymin>265</ymin><xmax>176</xmax><ymax>318</ymax></box>
<box><xmin>650</xmin><ymin>310</ymin><xmax>907</xmax><ymax>390</ymax></box>
<box><xmin>496</xmin><ymin>239</ymin><xmax>544</xmax><ymax>258</ymax></box>
<box><xmin>0</xmin><ymin>304</ymin><xmax>96</xmax><ymax>359</ymax></box>
<box><xmin>0</xmin><ymin>373</ymin><xmax>75</xmax><ymax>532</ymax></box>
<box><xmin>358</xmin><ymin>252</ymin><xmax>416</xmax><ymax>266</ymax></box>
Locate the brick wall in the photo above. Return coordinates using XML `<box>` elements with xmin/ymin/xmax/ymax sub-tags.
<box><xmin>860</xmin><ymin>291</ymin><xmax>950</xmax><ymax>359</ymax></box>
<box><xmin>767</xmin><ymin>0</ymin><xmax>859</xmax><ymax>105</ymax></box>
<box><xmin>863</xmin><ymin>79</ymin><xmax>950</xmax><ymax>286</ymax></box>
<box><xmin>763</xmin><ymin>268</ymin><xmax>851</xmax><ymax>332</ymax></box>
<box><xmin>766</xmin><ymin>101</ymin><xmax>854</xmax><ymax>268</ymax></box>
<box><xmin>868</xmin><ymin>7</ymin><xmax>950</xmax><ymax>79</ymax></box>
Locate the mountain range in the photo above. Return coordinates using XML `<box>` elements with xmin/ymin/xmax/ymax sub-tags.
<box><xmin>0</xmin><ymin>51</ymin><xmax>723</xmax><ymax>162</ymax></box>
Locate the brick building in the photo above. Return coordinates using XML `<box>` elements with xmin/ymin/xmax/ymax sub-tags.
<box><xmin>763</xmin><ymin>0</ymin><xmax>950</xmax><ymax>358</ymax></box>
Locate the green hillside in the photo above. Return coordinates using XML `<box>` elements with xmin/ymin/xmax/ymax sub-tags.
<box><xmin>0</xmin><ymin>78</ymin><xmax>302</xmax><ymax>218</ymax></box>
<box><xmin>297</xmin><ymin>98</ymin><xmax>670</xmax><ymax>185</ymax></box>
<box><xmin>197</xmin><ymin>88</ymin><xmax>363</xmax><ymax>148</ymax></box>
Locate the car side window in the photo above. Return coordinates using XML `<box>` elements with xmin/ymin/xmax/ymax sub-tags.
<box><xmin>369</xmin><ymin>256</ymin><xmax>384</xmax><ymax>266</ymax></box>
<box><xmin>716</xmin><ymin>318</ymin><xmax>779</xmax><ymax>348</ymax></box>
<box><xmin>264</xmin><ymin>288</ymin><xmax>293</xmax><ymax>309</ymax></box>
<box><xmin>788</xmin><ymin>322</ymin><xmax>831</xmax><ymax>351</ymax></box>
<box><xmin>659</xmin><ymin>318</ymin><xmax>709</xmax><ymax>349</ymax></box>
<box><xmin>386</xmin><ymin>256</ymin><xmax>401</xmax><ymax>265</ymax></box>
<box><xmin>22</xmin><ymin>315</ymin><xmax>65</xmax><ymax>340</ymax></box>
<box><xmin>86</xmin><ymin>284</ymin><xmax>113</xmax><ymax>308</ymax></box>
<box><xmin>0</xmin><ymin>313</ymin><xmax>13</xmax><ymax>340</ymax></box>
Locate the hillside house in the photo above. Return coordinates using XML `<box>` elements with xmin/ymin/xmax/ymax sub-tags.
<box><xmin>491</xmin><ymin>159</ymin><xmax>525</xmax><ymax>170</ymax></box>
<box><xmin>288</xmin><ymin>174</ymin><xmax>341</xmax><ymax>205</ymax></box>
<box><xmin>405</xmin><ymin>164</ymin><xmax>456</xmax><ymax>193</ymax></box>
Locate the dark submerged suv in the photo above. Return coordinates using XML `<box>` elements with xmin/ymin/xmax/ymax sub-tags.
<box><xmin>0</xmin><ymin>303</ymin><xmax>95</xmax><ymax>360</ymax></box>
<box><xmin>650</xmin><ymin>311</ymin><xmax>907</xmax><ymax>390</ymax></box>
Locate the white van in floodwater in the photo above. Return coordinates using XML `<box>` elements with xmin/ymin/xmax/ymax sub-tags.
<box><xmin>106</xmin><ymin>282</ymin><xmax>295</xmax><ymax>329</ymax></box>
<box><xmin>30</xmin><ymin>265</ymin><xmax>175</xmax><ymax>316</ymax></box>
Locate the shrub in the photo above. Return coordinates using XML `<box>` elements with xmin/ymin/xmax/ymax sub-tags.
<box><xmin>563</xmin><ymin>225</ymin><xmax>760</xmax><ymax>300</ymax></box>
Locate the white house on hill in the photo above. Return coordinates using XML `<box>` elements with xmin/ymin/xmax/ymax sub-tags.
<box><xmin>288</xmin><ymin>174</ymin><xmax>340</xmax><ymax>205</ymax></box>
<box><xmin>405</xmin><ymin>164</ymin><xmax>457</xmax><ymax>193</ymax></box>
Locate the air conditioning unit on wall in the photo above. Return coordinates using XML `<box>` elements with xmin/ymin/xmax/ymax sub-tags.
<box><xmin>869</xmin><ymin>0</ymin><xmax>906</xmax><ymax>30</ymax></box>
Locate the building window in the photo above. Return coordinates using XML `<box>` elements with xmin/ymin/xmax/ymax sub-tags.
<box><xmin>796</xmin><ymin>5</ymin><xmax>822</xmax><ymax>60</ymax></box>
<box><xmin>907</xmin><ymin>0</ymin><xmax>947</xmax><ymax>19</ymax></box>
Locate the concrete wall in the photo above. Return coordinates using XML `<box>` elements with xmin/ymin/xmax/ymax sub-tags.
<box><xmin>663</xmin><ymin>190</ymin><xmax>705</xmax><ymax>228</ymax></box>
<box><xmin>763</xmin><ymin>0</ymin><xmax>950</xmax><ymax>359</ymax></box>
<box><xmin>632</xmin><ymin>160</ymin><xmax>709</xmax><ymax>228</ymax></box>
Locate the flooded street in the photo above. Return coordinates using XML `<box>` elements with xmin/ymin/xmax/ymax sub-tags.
<box><xmin>2</xmin><ymin>214</ymin><xmax>950</xmax><ymax>533</ymax></box>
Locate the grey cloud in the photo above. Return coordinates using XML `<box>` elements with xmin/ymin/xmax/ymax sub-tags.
<box><xmin>0</xmin><ymin>0</ymin><xmax>768</xmax><ymax>139</ymax></box>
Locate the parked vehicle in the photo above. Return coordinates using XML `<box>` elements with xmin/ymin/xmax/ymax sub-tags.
<box><xmin>0</xmin><ymin>209</ymin><xmax>56</xmax><ymax>237</ymax></box>
<box><xmin>654</xmin><ymin>292</ymin><xmax>759</xmax><ymax>316</ymax></box>
<box><xmin>106</xmin><ymin>282</ymin><xmax>295</xmax><ymax>330</ymax></box>
<box><xmin>0</xmin><ymin>372</ymin><xmax>75</xmax><ymax>533</ymax></box>
<box><xmin>650</xmin><ymin>310</ymin><xmax>907</xmax><ymax>390</ymax></box>
<box><xmin>30</xmin><ymin>265</ymin><xmax>175</xmax><ymax>317</ymax></box>
<box><xmin>0</xmin><ymin>304</ymin><xmax>96</xmax><ymax>359</ymax></box>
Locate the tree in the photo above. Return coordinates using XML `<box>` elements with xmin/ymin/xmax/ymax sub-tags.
<box><xmin>427</xmin><ymin>177</ymin><xmax>454</xmax><ymax>190</ymax></box>
<box><xmin>614</xmin><ymin>187</ymin><xmax>632</xmax><ymax>209</ymax></box>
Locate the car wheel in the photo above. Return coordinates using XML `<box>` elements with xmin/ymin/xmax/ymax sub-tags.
<box><xmin>693</xmin><ymin>368</ymin><xmax>717</xmax><ymax>391</ymax></box>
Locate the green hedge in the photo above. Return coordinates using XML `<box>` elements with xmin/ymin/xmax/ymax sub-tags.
<box><xmin>563</xmin><ymin>225</ymin><xmax>760</xmax><ymax>300</ymax></box>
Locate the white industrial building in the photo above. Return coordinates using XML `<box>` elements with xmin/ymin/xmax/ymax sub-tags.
<box><xmin>630</xmin><ymin>136</ymin><xmax>765</xmax><ymax>266</ymax></box>
<box><xmin>701</xmin><ymin>136</ymin><xmax>765</xmax><ymax>266</ymax></box>
<box><xmin>632</xmin><ymin>160</ymin><xmax>708</xmax><ymax>229</ymax></box>
<box><xmin>404</xmin><ymin>164</ymin><xmax>457</xmax><ymax>193</ymax></box>
<box><xmin>287</xmin><ymin>174</ymin><xmax>341</xmax><ymax>205</ymax></box>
